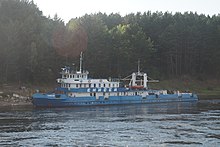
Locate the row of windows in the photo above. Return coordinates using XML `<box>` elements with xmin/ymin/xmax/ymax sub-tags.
<box><xmin>76</xmin><ymin>83</ymin><xmax>118</xmax><ymax>88</ymax></box>
<box><xmin>62</xmin><ymin>74</ymin><xmax>87</xmax><ymax>79</ymax></box>
<box><xmin>61</xmin><ymin>83</ymin><xmax>119</xmax><ymax>88</ymax></box>
<box><xmin>62</xmin><ymin>84</ymin><xmax>71</xmax><ymax>88</ymax></box>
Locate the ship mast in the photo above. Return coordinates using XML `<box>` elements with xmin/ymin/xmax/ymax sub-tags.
<box><xmin>137</xmin><ymin>59</ymin><xmax>140</xmax><ymax>74</ymax></box>
<box><xmin>79</xmin><ymin>52</ymin><xmax>83</xmax><ymax>73</ymax></box>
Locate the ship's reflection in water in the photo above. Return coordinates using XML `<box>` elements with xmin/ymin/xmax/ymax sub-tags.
<box><xmin>0</xmin><ymin>99</ymin><xmax>220</xmax><ymax>146</ymax></box>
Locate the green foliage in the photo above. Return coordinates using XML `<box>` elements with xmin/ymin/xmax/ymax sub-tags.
<box><xmin>108</xmin><ymin>23</ymin><xmax>154</xmax><ymax>77</ymax></box>
<box><xmin>0</xmin><ymin>0</ymin><xmax>64</xmax><ymax>83</ymax></box>
<box><xmin>0</xmin><ymin>0</ymin><xmax>220</xmax><ymax>84</ymax></box>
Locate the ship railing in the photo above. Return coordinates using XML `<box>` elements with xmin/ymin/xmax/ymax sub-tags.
<box><xmin>109</xmin><ymin>78</ymin><xmax>120</xmax><ymax>82</ymax></box>
<box><xmin>70</xmin><ymin>70</ymin><xmax>89</xmax><ymax>74</ymax></box>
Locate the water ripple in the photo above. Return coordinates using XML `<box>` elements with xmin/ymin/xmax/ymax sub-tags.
<box><xmin>0</xmin><ymin>100</ymin><xmax>219</xmax><ymax>146</ymax></box>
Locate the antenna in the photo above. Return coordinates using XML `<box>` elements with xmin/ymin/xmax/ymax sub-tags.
<box><xmin>137</xmin><ymin>59</ymin><xmax>140</xmax><ymax>73</ymax></box>
<box><xmin>79</xmin><ymin>52</ymin><xmax>83</xmax><ymax>73</ymax></box>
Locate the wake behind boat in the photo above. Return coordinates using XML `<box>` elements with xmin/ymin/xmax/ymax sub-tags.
<box><xmin>32</xmin><ymin>53</ymin><xmax>198</xmax><ymax>107</ymax></box>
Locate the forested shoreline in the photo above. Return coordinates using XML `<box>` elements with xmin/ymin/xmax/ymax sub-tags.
<box><xmin>0</xmin><ymin>0</ymin><xmax>220</xmax><ymax>84</ymax></box>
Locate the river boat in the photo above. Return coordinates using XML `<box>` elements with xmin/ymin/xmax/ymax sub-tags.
<box><xmin>32</xmin><ymin>53</ymin><xmax>198</xmax><ymax>107</ymax></box>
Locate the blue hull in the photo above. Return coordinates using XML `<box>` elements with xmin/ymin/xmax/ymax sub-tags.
<box><xmin>32</xmin><ymin>93</ymin><xmax>198</xmax><ymax>107</ymax></box>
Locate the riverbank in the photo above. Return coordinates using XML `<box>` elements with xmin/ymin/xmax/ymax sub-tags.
<box><xmin>0</xmin><ymin>83</ymin><xmax>55</xmax><ymax>106</ymax></box>
<box><xmin>0</xmin><ymin>79</ymin><xmax>220</xmax><ymax>106</ymax></box>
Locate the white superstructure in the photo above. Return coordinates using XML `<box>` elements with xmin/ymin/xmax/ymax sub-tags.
<box><xmin>57</xmin><ymin>52</ymin><xmax>120</xmax><ymax>89</ymax></box>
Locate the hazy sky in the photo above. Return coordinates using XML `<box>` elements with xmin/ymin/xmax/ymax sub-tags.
<box><xmin>35</xmin><ymin>0</ymin><xmax>220</xmax><ymax>22</ymax></box>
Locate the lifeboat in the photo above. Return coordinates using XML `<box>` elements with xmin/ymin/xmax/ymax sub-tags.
<box><xmin>130</xmin><ymin>85</ymin><xmax>144</xmax><ymax>89</ymax></box>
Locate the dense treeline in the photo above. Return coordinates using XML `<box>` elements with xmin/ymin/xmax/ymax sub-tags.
<box><xmin>0</xmin><ymin>0</ymin><xmax>220</xmax><ymax>84</ymax></box>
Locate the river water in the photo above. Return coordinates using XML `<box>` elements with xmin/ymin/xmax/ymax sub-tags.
<box><xmin>0</xmin><ymin>99</ymin><xmax>220</xmax><ymax>146</ymax></box>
